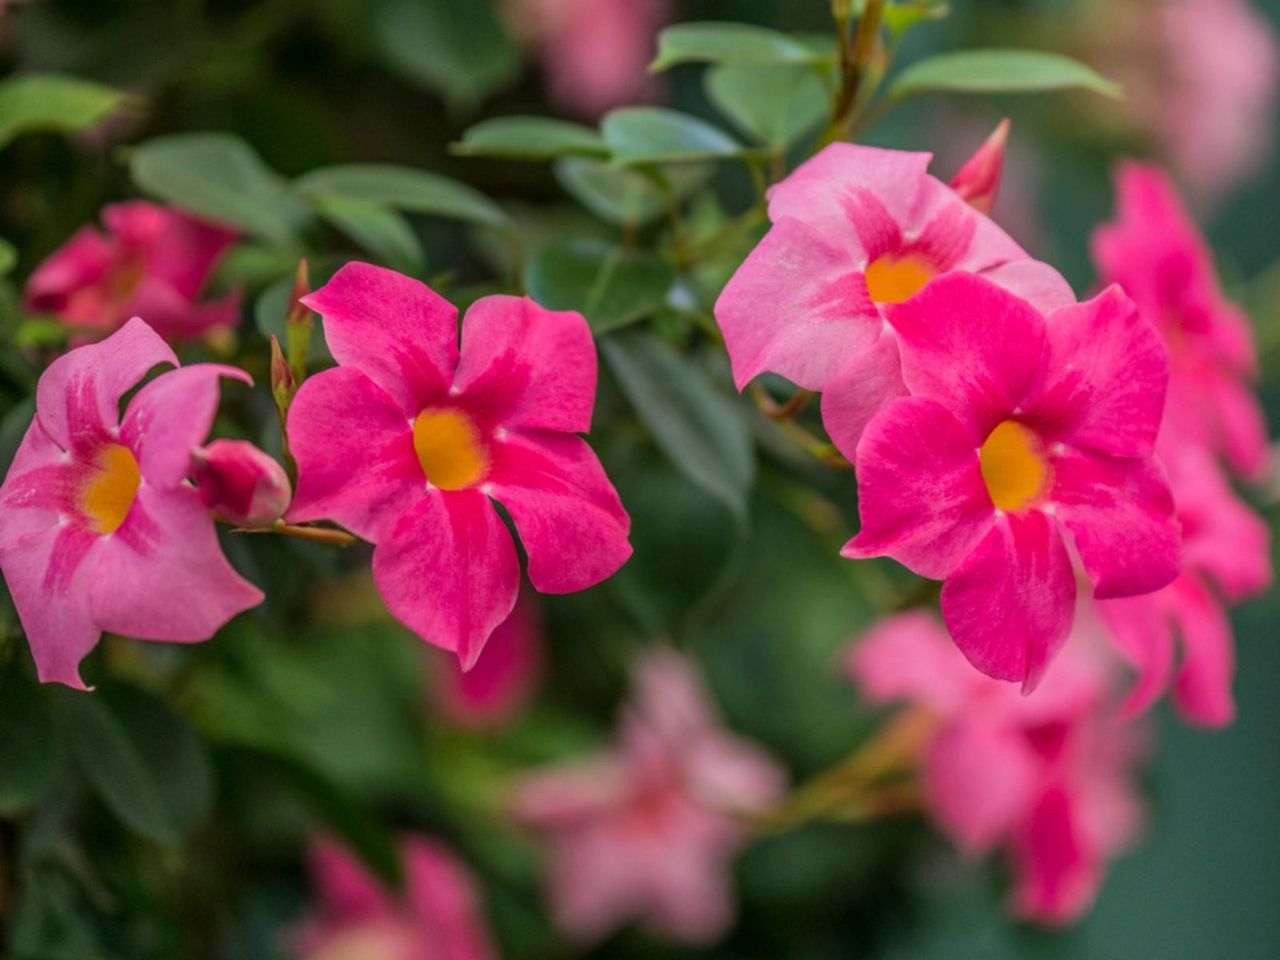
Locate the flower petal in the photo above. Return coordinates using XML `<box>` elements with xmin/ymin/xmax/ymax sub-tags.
<box><xmin>845</xmin><ymin>611</ymin><xmax>975</xmax><ymax>713</ymax></box>
<box><xmin>307</xmin><ymin>835</ymin><xmax>396</xmax><ymax>921</ymax></box>
<box><xmin>843</xmin><ymin>397</ymin><xmax>993</xmax><ymax>580</ymax></box>
<box><xmin>452</xmin><ymin>295</ymin><xmax>597</xmax><ymax>434</ymax></box>
<box><xmin>104</xmin><ymin>202</ymin><xmax>236</xmax><ymax>300</ymax></box>
<box><xmin>1010</xmin><ymin>784</ymin><xmax>1100</xmax><ymax>925</ymax></box>
<box><xmin>286</xmin><ymin>367</ymin><xmax>423</xmax><ymax>542</ymax></box>
<box><xmin>487</xmin><ymin>432</ymin><xmax>631</xmax><ymax>593</ymax></box>
<box><xmin>0</xmin><ymin>418</ymin><xmax>80</xmax><ymax>548</ymax></box>
<box><xmin>24</xmin><ymin>225</ymin><xmax>113</xmax><ymax>314</ymax></box>
<box><xmin>403</xmin><ymin>837</ymin><xmax>500</xmax><ymax>960</ymax></box>
<box><xmin>978</xmin><ymin>258</ymin><xmax>1076</xmax><ymax>315</ymax></box>
<box><xmin>1169</xmin><ymin>576</ymin><xmax>1235</xmax><ymax>728</ymax></box>
<box><xmin>940</xmin><ymin>511</ymin><xmax>1076</xmax><ymax>690</ymax></box>
<box><xmin>301</xmin><ymin>261</ymin><xmax>459</xmax><ymax>415</ymax></box>
<box><xmin>819</xmin><ymin>329</ymin><xmax>906</xmax><ymax>461</ymax></box>
<box><xmin>371</xmin><ymin>488</ymin><xmax>520</xmax><ymax>670</ymax></box>
<box><xmin>1098</xmin><ymin>591</ymin><xmax>1177</xmax><ymax>719</ymax></box>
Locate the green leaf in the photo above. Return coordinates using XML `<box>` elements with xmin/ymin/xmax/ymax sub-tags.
<box><xmin>59</xmin><ymin>685</ymin><xmax>214</xmax><ymax>846</ymax></box>
<box><xmin>602</xmin><ymin>331</ymin><xmax>755</xmax><ymax>520</ymax></box>
<box><xmin>373</xmin><ymin>0</ymin><xmax>520</xmax><ymax>109</ymax></box>
<box><xmin>0</xmin><ymin>73</ymin><xmax>125</xmax><ymax>151</ymax></box>
<box><xmin>453</xmin><ymin>116</ymin><xmax>609</xmax><ymax>160</ymax></box>
<box><xmin>0</xmin><ymin>675</ymin><xmax>59</xmax><ymax>815</ymax></box>
<box><xmin>554</xmin><ymin>157</ymin><xmax>710</xmax><ymax>228</ymax></box>
<box><xmin>129</xmin><ymin>132</ymin><xmax>311</xmax><ymax>246</ymax></box>
<box><xmin>524</xmin><ymin>239</ymin><xmax>675</xmax><ymax>335</ymax></box>
<box><xmin>652</xmin><ymin>22</ymin><xmax>833</xmax><ymax>71</ymax></box>
<box><xmin>0</xmin><ymin>237</ymin><xmax>17</xmax><ymax>276</ymax></box>
<box><xmin>887</xmin><ymin>48</ymin><xmax>1122</xmax><ymax>103</ymax></box>
<box><xmin>705</xmin><ymin>63</ymin><xmax>828</xmax><ymax>149</ymax></box>
<box><xmin>295</xmin><ymin>164</ymin><xmax>512</xmax><ymax>232</ymax></box>
<box><xmin>883</xmin><ymin>0</ymin><xmax>951</xmax><ymax>37</ymax></box>
<box><xmin>312</xmin><ymin>194</ymin><xmax>424</xmax><ymax>273</ymax></box>
<box><xmin>601</xmin><ymin>107</ymin><xmax>747</xmax><ymax>165</ymax></box>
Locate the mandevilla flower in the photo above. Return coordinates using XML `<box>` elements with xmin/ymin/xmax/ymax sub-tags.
<box><xmin>512</xmin><ymin>648</ymin><xmax>786</xmax><ymax>945</ymax></box>
<box><xmin>287</xmin><ymin>262</ymin><xmax>632</xmax><ymax>669</ymax></box>
<box><xmin>192</xmin><ymin>439</ymin><xmax>292</xmax><ymax>527</ymax></box>
<box><xmin>844</xmin><ymin>273</ymin><xmax>1180</xmax><ymax>690</ymax></box>
<box><xmin>948</xmin><ymin>118</ymin><xmax>1010</xmax><ymax>215</ymax></box>
<box><xmin>715</xmin><ymin>141</ymin><xmax>1074</xmax><ymax>457</ymax></box>
<box><xmin>847</xmin><ymin>612</ymin><xmax>1145</xmax><ymax>925</ymax></box>
<box><xmin>0</xmin><ymin>318</ymin><xmax>263</xmax><ymax>687</ymax></box>
<box><xmin>1092</xmin><ymin>162</ymin><xmax>1268</xmax><ymax>477</ymax></box>
<box><xmin>26</xmin><ymin>201</ymin><xmax>240</xmax><ymax>343</ymax></box>
<box><xmin>292</xmin><ymin>834</ymin><xmax>498</xmax><ymax>960</ymax></box>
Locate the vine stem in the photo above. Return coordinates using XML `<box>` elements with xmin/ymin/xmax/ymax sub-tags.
<box><xmin>819</xmin><ymin>0</ymin><xmax>888</xmax><ymax>147</ymax></box>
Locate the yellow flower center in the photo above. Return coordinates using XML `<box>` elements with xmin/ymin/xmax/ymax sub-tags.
<box><xmin>412</xmin><ymin>408</ymin><xmax>488</xmax><ymax>491</ymax></box>
<box><xmin>864</xmin><ymin>254</ymin><xmax>936</xmax><ymax>305</ymax></box>
<box><xmin>82</xmin><ymin>443</ymin><xmax>141</xmax><ymax>534</ymax></box>
<box><xmin>980</xmin><ymin>420</ymin><xmax>1048</xmax><ymax>512</ymax></box>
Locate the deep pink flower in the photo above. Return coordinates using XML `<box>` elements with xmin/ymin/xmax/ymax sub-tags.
<box><xmin>1099</xmin><ymin>444</ymin><xmax>1271</xmax><ymax>726</ymax></box>
<box><xmin>192</xmin><ymin>439</ymin><xmax>291</xmax><ymax>527</ymax></box>
<box><xmin>292</xmin><ymin>835</ymin><xmax>498</xmax><ymax>960</ymax></box>
<box><xmin>843</xmin><ymin>273</ymin><xmax>1179</xmax><ymax>690</ymax></box>
<box><xmin>287</xmin><ymin>262</ymin><xmax>631</xmax><ymax>669</ymax></box>
<box><xmin>512</xmin><ymin>648</ymin><xmax>786</xmax><ymax>945</ymax></box>
<box><xmin>430</xmin><ymin>591</ymin><xmax>542</xmax><ymax>729</ymax></box>
<box><xmin>1093</xmin><ymin>162</ymin><xmax>1269</xmax><ymax>478</ymax></box>
<box><xmin>0</xmin><ymin>318</ymin><xmax>263</xmax><ymax>687</ymax></box>
<box><xmin>948</xmin><ymin>118</ymin><xmax>1010</xmax><ymax>215</ymax></box>
<box><xmin>715</xmin><ymin>142</ymin><xmax>1074</xmax><ymax>458</ymax></box>
<box><xmin>26</xmin><ymin>201</ymin><xmax>240</xmax><ymax>342</ymax></box>
<box><xmin>848</xmin><ymin>612</ymin><xmax>1145</xmax><ymax>925</ymax></box>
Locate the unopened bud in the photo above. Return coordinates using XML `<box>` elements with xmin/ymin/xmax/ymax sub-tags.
<box><xmin>949</xmin><ymin>118</ymin><xmax>1010</xmax><ymax>215</ymax></box>
<box><xmin>193</xmin><ymin>439</ymin><xmax>292</xmax><ymax>527</ymax></box>
<box><xmin>270</xmin><ymin>335</ymin><xmax>294</xmax><ymax>407</ymax></box>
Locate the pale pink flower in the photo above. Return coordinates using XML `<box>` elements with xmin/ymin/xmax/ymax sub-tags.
<box><xmin>512</xmin><ymin>648</ymin><xmax>786</xmax><ymax>945</ymax></box>
<box><xmin>715</xmin><ymin>143</ymin><xmax>1074</xmax><ymax>458</ymax></box>
<box><xmin>26</xmin><ymin>201</ymin><xmax>240</xmax><ymax>342</ymax></box>
<box><xmin>1093</xmin><ymin>162</ymin><xmax>1269</xmax><ymax>478</ymax></box>
<box><xmin>292</xmin><ymin>835</ymin><xmax>498</xmax><ymax>960</ymax></box>
<box><xmin>192</xmin><ymin>439</ymin><xmax>291</xmax><ymax>528</ymax></box>
<box><xmin>843</xmin><ymin>274</ymin><xmax>1179</xmax><ymax>690</ymax></box>
<box><xmin>0</xmin><ymin>318</ymin><xmax>263</xmax><ymax>687</ymax></box>
<box><xmin>287</xmin><ymin>262</ymin><xmax>631</xmax><ymax>669</ymax></box>
<box><xmin>848</xmin><ymin>612</ymin><xmax>1145</xmax><ymax>925</ymax></box>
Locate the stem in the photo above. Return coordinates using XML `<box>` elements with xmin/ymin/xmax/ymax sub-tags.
<box><xmin>819</xmin><ymin>0</ymin><xmax>887</xmax><ymax>147</ymax></box>
<box><xmin>749</xmin><ymin>384</ymin><xmax>850</xmax><ymax>469</ymax></box>
<box><xmin>229</xmin><ymin>519</ymin><xmax>359</xmax><ymax>547</ymax></box>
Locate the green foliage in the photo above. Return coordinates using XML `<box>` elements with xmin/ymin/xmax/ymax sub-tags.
<box><xmin>0</xmin><ymin>673</ymin><xmax>59</xmax><ymax>815</ymax></box>
<box><xmin>553</xmin><ymin>156</ymin><xmax>710</xmax><ymax>227</ymax></box>
<box><xmin>651</xmin><ymin>22</ymin><xmax>835</xmax><ymax>71</ymax></box>
<box><xmin>524</xmin><ymin>239</ymin><xmax>674</xmax><ymax>334</ymax></box>
<box><xmin>0</xmin><ymin>73</ymin><xmax>124</xmax><ymax>151</ymax></box>
<box><xmin>887</xmin><ymin>48</ymin><xmax>1123</xmax><ymax>103</ymax></box>
<box><xmin>705</xmin><ymin>63</ymin><xmax>829</xmax><ymax>149</ymax></box>
<box><xmin>454</xmin><ymin>116</ymin><xmax>609</xmax><ymax>160</ymax></box>
<box><xmin>601</xmin><ymin>107</ymin><xmax>750</xmax><ymax>165</ymax></box>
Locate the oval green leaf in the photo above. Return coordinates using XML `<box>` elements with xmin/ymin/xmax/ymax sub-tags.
<box><xmin>602</xmin><ymin>107</ymin><xmax>746</xmax><ymax>165</ymax></box>
<box><xmin>312</xmin><ymin>194</ymin><xmax>424</xmax><ymax>273</ymax></box>
<box><xmin>652</xmin><ymin>22</ymin><xmax>833</xmax><ymax>71</ymax></box>
<box><xmin>0</xmin><ymin>73</ymin><xmax>125</xmax><ymax>151</ymax></box>
<box><xmin>887</xmin><ymin>48</ymin><xmax>1122</xmax><ymax>103</ymax></box>
<box><xmin>705</xmin><ymin>63</ymin><xmax>828</xmax><ymax>149</ymax></box>
<box><xmin>453</xmin><ymin>116</ymin><xmax>608</xmax><ymax>160</ymax></box>
<box><xmin>554</xmin><ymin>157</ymin><xmax>710</xmax><ymax>228</ymax></box>
<box><xmin>524</xmin><ymin>239</ymin><xmax>675</xmax><ymax>335</ymax></box>
<box><xmin>295</xmin><ymin>164</ymin><xmax>512</xmax><ymax>232</ymax></box>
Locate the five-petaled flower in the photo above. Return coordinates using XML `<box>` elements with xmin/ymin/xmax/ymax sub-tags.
<box><xmin>0</xmin><ymin>318</ymin><xmax>263</xmax><ymax>687</ymax></box>
<box><xmin>286</xmin><ymin>262</ymin><xmax>632</xmax><ymax>669</ymax></box>
<box><xmin>843</xmin><ymin>273</ymin><xmax>1180</xmax><ymax>690</ymax></box>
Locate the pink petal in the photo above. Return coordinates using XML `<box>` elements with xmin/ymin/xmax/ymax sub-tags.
<box><xmin>845</xmin><ymin>610</ymin><xmax>976</xmax><ymax>714</ymax></box>
<box><xmin>1173</xmin><ymin>448</ymin><xmax>1271</xmax><ymax>601</ymax></box>
<box><xmin>452</xmin><ymin>295</ymin><xmax>598</xmax><ymax>434</ymax></box>
<box><xmin>940</xmin><ymin>511</ymin><xmax>1076</xmax><ymax>690</ymax></box>
<box><xmin>432</xmin><ymin>593</ymin><xmax>542</xmax><ymax>729</ymax></box>
<box><xmin>884</xmin><ymin>272</ymin><xmax>1045</xmax><ymax>440</ymax></box>
<box><xmin>1169</xmin><ymin>576</ymin><xmax>1236</xmax><ymax>727</ymax></box>
<box><xmin>486</xmin><ymin>432</ymin><xmax>631</xmax><ymax>594</ymax></box>
<box><xmin>125</xmin><ymin>277</ymin><xmax>241</xmax><ymax>341</ymax></box>
<box><xmin>713</xmin><ymin>216</ymin><xmax>878</xmax><ymax>391</ymax></box>
<box><xmin>819</xmin><ymin>328</ymin><xmax>906</xmax><ymax>461</ymax></box>
<box><xmin>843</xmin><ymin>397</ymin><xmax>993</xmax><ymax>580</ymax></box>
<box><xmin>978</xmin><ymin>259</ymin><xmax>1076</xmax><ymax>314</ymax></box>
<box><xmin>371</xmin><ymin>488</ymin><xmax>520</xmax><ymax>669</ymax></box>
<box><xmin>106</xmin><ymin>202</ymin><xmax>237</xmax><ymax>299</ymax></box>
<box><xmin>89</xmin><ymin>484</ymin><xmax>262</xmax><ymax>641</ymax></box>
<box><xmin>1021</xmin><ymin>286</ymin><xmax>1168</xmax><ymax>458</ymax></box>
<box><xmin>121</xmin><ymin>364</ymin><xmax>251</xmax><ymax>488</ymax></box>
<box><xmin>0</xmin><ymin>418</ymin><xmax>78</xmax><ymax>548</ymax></box>
<box><xmin>193</xmin><ymin>439</ymin><xmax>291</xmax><ymax>527</ymax></box>
<box><xmin>286</xmin><ymin>367</ymin><xmax>424</xmax><ymax>542</ymax></box>
<box><xmin>1098</xmin><ymin>591</ymin><xmax>1177</xmax><ymax>719</ymax></box>
<box><xmin>301</xmin><ymin>261</ymin><xmax>459</xmax><ymax>415</ymax></box>
<box><xmin>1202</xmin><ymin>367</ymin><xmax>1271</xmax><ymax>480</ymax></box>
<box><xmin>643</xmin><ymin>843</ymin><xmax>735</xmax><ymax>944</ymax></box>
<box><xmin>36</xmin><ymin>317</ymin><xmax>177</xmax><ymax>452</ymax></box>
<box><xmin>308</xmin><ymin>835</ymin><xmax>396</xmax><ymax>922</ymax></box>
<box><xmin>1010</xmin><ymin>783</ymin><xmax>1100</xmax><ymax>925</ymax></box>
<box><xmin>24</xmin><ymin>225</ymin><xmax>114</xmax><ymax>313</ymax></box>
<box><xmin>948</xmin><ymin>118</ymin><xmax>1009</xmax><ymax>214</ymax></box>
<box><xmin>1051</xmin><ymin>450</ymin><xmax>1180</xmax><ymax>599</ymax></box>
<box><xmin>403</xmin><ymin>838</ymin><xmax>499</xmax><ymax>960</ymax></box>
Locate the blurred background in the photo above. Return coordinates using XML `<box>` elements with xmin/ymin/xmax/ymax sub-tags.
<box><xmin>0</xmin><ymin>1</ymin><xmax>1277</xmax><ymax>958</ymax></box>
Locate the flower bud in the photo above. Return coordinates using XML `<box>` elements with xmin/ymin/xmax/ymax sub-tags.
<box><xmin>193</xmin><ymin>439</ymin><xmax>291</xmax><ymax>527</ymax></box>
<box><xmin>949</xmin><ymin>118</ymin><xmax>1010</xmax><ymax>214</ymax></box>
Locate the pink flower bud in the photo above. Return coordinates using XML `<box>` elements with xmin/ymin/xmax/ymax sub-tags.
<box><xmin>949</xmin><ymin>118</ymin><xmax>1010</xmax><ymax>214</ymax></box>
<box><xmin>193</xmin><ymin>439</ymin><xmax>291</xmax><ymax>527</ymax></box>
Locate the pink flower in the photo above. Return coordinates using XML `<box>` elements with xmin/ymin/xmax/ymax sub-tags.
<box><xmin>847</xmin><ymin>612</ymin><xmax>1145</xmax><ymax>925</ymax></box>
<box><xmin>506</xmin><ymin>0</ymin><xmax>668</xmax><ymax>118</ymax></box>
<box><xmin>286</xmin><ymin>262</ymin><xmax>631</xmax><ymax>669</ymax></box>
<box><xmin>430</xmin><ymin>591</ymin><xmax>542</xmax><ymax>729</ymax></box>
<box><xmin>192</xmin><ymin>439</ymin><xmax>291</xmax><ymax>527</ymax></box>
<box><xmin>1099</xmin><ymin>445</ymin><xmax>1271</xmax><ymax>726</ymax></box>
<box><xmin>714</xmin><ymin>142</ymin><xmax>1074</xmax><ymax>458</ymax></box>
<box><xmin>512</xmin><ymin>648</ymin><xmax>786</xmax><ymax>945</ymax></box>
<box><xmin>948</xmin><ymin>118</ymin><xmax>1010</xmax><ymax>215</ymax></box>
<box><xmin>292</xmin><ymin>835</ymin><xmax>498</xmax><ymax>960</ymax></box>
<box><xmin>0</xmin><ymin>318</ymin><xmax>263</xmax><ymax>687</ymax></box>
<box><xmin>843</xmin><ymin>273</ymin><xmax>1180</xmax><ymax>690</ymax></box>
<box><xmin>1092</xmin><ymin>162</ymin><xmax>1269</xmax><ymax>478</ymax></box>
<box><xmin>26</xmin><ymin>202</ymin><xmax>240</xmax><ymax>342</ymax></box>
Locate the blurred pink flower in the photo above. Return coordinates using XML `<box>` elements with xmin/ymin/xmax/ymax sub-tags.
<box><xmin>512</xmin><ymin>648</ymin><xmax>786</xmax><ymax>945</ymax></box>
<box><xmin>0</xmin><ymin>318</ymin><xmax>262</xmax><ymax>687</ymax></box>
<box><xmin>26</xmin><ymin>201</ymin><xmax>240</xmax><ymax>342</ymax></box>
<box><xmin>843</xmin><ymin>274</ymin><xmax>1179</xmax><ymax>690</ymax></box>
<box><xmin>287</xmin><ymin>262</ymin><xmax>631</xmax><ymax>670</ymax></box>
<box><xmin>293</xmin><ymin>835</ymin><xmax>498</xmax><ymax>960</ymax></box>
<box><xmin>1092</xmin><ymin>162</ymin><xmax>1269</xmax><ymax>478</ymax></box>
<box><xmin>714</xmin><ymin>142</ymin><xmax>1073</xmax><ymax>457</ymax></box>
<box><xmin>192</xmin><ymin>438</ymin><xmax>291</xmax><ymax>528</ymax></box>
<box><xmin>506</xmin><ymin>0</ymin><xmax>668</xmax><ymax>118</ymax></box>
<box><xmin>847</xmin><ymin>612</ymin><xmax>1146</xmax><ymax>925</ymax></box>
<box><xmin>431</xmin><ymin>592</ymin><xmax>542</xmax><ymax>729</ymax></box>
